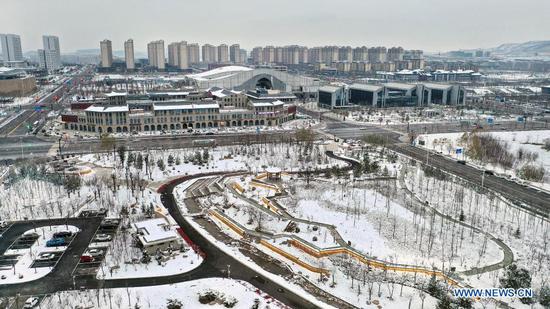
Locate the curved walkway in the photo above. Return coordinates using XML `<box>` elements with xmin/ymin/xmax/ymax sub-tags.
<box><xmin>206</xmin><ymin>152</ymin><xmax>464</xmax><ymax>286</ymax></box>
<box><xmin>400</xmin><ymin>176</ymin><xmax>514</xmax><ymax>276</ymax></box>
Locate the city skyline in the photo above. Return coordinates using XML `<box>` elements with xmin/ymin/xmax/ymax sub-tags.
<box><xmin>1</xmin><ymin>0</ymin><xmax>549</xmax><ymax>53</ymax></box>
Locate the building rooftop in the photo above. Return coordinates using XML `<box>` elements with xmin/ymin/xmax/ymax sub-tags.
<box><xmin>153</xmin><ymin>102</ymin><xmax>220</xmax><ymax>111</ymax></box>
<box><xmin>187</xmin><ymin>65</ymin><xmax>253</xmax><ymax>81</ymax></box>
<box><xmin>133</xmin><ymin>218</ymin><xmax>179</xmax><ymax>246</ymax></box>
<box><xmin>349</xmin><ymin>83</ymin><xmax>383</xmax><ymax>92</ymax></box>
<box><xmin>251</xmin><ymin>100</ymin><xmax>285</xmax><ymax>107</ymax></box>
<box><xmin>85</xmin><ymin>105</ymin><xmax>129</xmax><ymax>112</ymax></box>
<box><xmin>318</xmin><ymin>85</ymin><xmax>343</xmax><ymax>93</ymax></box>
<box><xmin>384</xmin><ymin>83</ymin><xmax>416</xmax><ymax>91</ymax></box>
<box><xmin>423</xmin><ymin>83</ymin><xmax>453</xmax><ymax>91</ymax></box>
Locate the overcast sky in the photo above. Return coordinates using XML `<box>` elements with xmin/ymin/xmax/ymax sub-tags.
<box><xmin>2</xmin><ymin>0</ymin><xmax>549</xmax><ymax>53</ymax></box>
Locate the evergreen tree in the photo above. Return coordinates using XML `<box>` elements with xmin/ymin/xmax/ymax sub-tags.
<box><xmin>500</xmin><ymin>264</ymin><xmax>533</xmax><ymax>304</ymax></box>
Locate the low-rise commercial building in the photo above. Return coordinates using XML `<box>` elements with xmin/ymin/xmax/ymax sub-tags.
<box><xmin>62</xmin><ymin>89</ymin><xmax>296</xmax><ymax>133</ymax></box>
<box><xmin>0</xmin><ymin>67</ymin><xmax>36</xmax><ymax>96</ymax></box>
<box><xmin>133</xmin><ymin>218</ymin><xmax>183</xmax><ymax>253</ymax></box>
<box><xmin>319</xmin><ymin>82</ymin><xmax>465</xmax><ymax>108</ymax></box>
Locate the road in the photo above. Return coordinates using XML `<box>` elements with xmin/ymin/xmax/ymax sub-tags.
<box><xmin>0</xmin><ymin>130</ymin><xmax>295</xmax><ymax>161</ymax></box>
<box><xmin>389</xmin><ymin>144</ymin><xmax>550</xmax><ymax>218</ymax></box>
<box><xmin>0</xmin><ymin>174</ymin><xmax>328</xmax><ymax>309</ymax></box>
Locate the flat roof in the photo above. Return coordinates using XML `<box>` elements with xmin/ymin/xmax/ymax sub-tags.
<box><xmin>187</xmin><ymin>66</ymin><xmax>253</xmax><ymax>81</ymax></box>
<box><xmin>133</xmin><ymin>218</ymin><xmax>179</xmax><ymax>245</ymax></box>
<box><xmin>349</xmin><ymin>84</ymin><xmax>383</xmax><ymax>92</ymax></box>
<box><xmin>384</xmin><ymin>83</ymin><xmax>416</xmax><ymax>91</ymax></box>
<box><xmin>153</xmin><ymin>103</ymin><xmax>219</xmax><ymax>111</ymax></box>
<box><xmin>85</xmin><ymin>105</ymin><xmax>129</xmax><ymax>112</ymax></box>
<box><xmin>423</xmin><ymin>83</ymin><xmax>453</xmax><ymax>91</ymax></box>
<box><xmin>251</xmin><ymin>100</ymin><xmax>285</xmax><ymax>107</ymax></box>
<box><xmin>319</xmin><ymin>85</ymin><xmax>343</xmax><ymax>93</ymax></box>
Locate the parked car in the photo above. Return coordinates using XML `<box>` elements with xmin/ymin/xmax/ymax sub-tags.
<box><xmin>53</xmin><ymin>231</ymin><xmax>73</xmax><ymax>239</ymax></box>
<box><xmin>94</xmin><ymin>234</ymin><xmax>112</xmax><ymax>242</ymax></box>
<box><xmin>36</xmin><ymin>252</ymin><xmax>55</xmax><ymax>261</ymax></box>
<box><xmin>23</xmin><ymin>297</ymin><xmax>39</xmax><ymax>308</ymax></box>
<box><xmin>87</xmin><ymin>248</ymin><xmax>104</xmax><ymax>257</ymax></box>
<box><xmin>80</xmin><ymin>255</ymin><xmax>93</xmax><ymax>263</ymax></box>
<box><xmin>0</xmin><ymin>221</ymin><xmax>8</xmax><ymax>228</ymax></box>
<box><xmin>21</xmin><ymin>231</ymin><xmax>39</xmax><ymax>239</ymax></box>
<box><xmin>456</xmin><ymin>160</ymin><xmax>466</xmax><ymax>165</ymax></box>
<box><xmin>46</xmin><ymin>238</ymin><xmax>66</xmax><ymax>247</ymax></box>
<box><xmin>100</xmin><ymin>219</ymin><xmax>119</xmax><ymax>228</ymax></box>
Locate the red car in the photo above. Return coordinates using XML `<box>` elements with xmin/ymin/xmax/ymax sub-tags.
<box><xmin>80</xmin><ymin>255</ymin><xmax>93</xmax><ymax>263</ymax></box>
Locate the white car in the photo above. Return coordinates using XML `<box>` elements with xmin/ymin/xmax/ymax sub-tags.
<box><xmin>36</xmin><ymin>252</ymin><xmax>55</xmax><ymax>261</ymax></box>
<box><xmin>94</xmin><ymin>234</ymin><xmax>112</xmax><ymax>242</ymax></box>
<box><xmin>87</xmin><ymin>248</ymin><xmax>104</xmax><ymax>257</ymax></box>
<box><xmin>0</xmin><ymin>221</ymin><xmax>7</xmax><ymax>228</ymax></box>
<box><xmin>23</xmin><ymin>297</ymin><xmax>39</xmax><ymax>308</ymax></box>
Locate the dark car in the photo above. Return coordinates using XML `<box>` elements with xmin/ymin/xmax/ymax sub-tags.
<box><xmin>53</xmin><ymin>231</ymin><xmax>73</xmax><ymax>239</ymax></box>
<box><xmin>456</xmin><ymin>160</ymin><xmax>466</xmax><ymax>165</ymax></box>
<box><xmin>483</xmin><ymin>170</ymin><xmax>494</xmax><ymax>175</ymax></box>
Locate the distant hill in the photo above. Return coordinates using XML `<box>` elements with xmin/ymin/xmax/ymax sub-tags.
<box><xmin>489</xmin><ymin>40</ymin><xmax>550</xmax><ymax>56</ymax></box>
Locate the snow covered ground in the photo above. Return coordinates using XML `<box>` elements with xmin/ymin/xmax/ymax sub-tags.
<box><xmin>404</xmin><ymin>164</ymin><xmax>550</xmax><ymax>308</ymax></box>
<box><xmin>42</xmin><ymin>278</ymin><xmax>284</xmax><ymax>309</ymax></box>
<box><xmin>417</xmin><ymin>130</ymin><xmax>550</xmax><ymax>189</ymax></box>
<box><xmin>0</xmin><ymin>177</ymin><xmax>94</xmax><ymax>221</ymax></box>
<box><xmin>280</xmin><ymin>180</ymin><xmax>503</xmax><ymax>271</ymax></box>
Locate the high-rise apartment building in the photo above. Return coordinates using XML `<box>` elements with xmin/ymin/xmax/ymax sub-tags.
<box><xmin>282</xmin><ymin>45</ymin><xmax>300</xmax><ymax>65</ymax></box>
<box><xmin>217</xmin><ymin>44</ymin><xmax>229</xmax><ymax>63</ymax></box>
<box><xmin>40</xmin><ymin>35</ymin><xmax>62</xmax><ymax>71</ymax></box>
<box><xmin>201</xmin><ymin>44</ymin><xmax>217</xmax><ymax>63</ymax></box>
<box><xmin>230</xmin><ymin>44</ymin><xmax>241</xmax><ymax>64</ymax></box>
<box><xmin>352</xmin><ymin>46</ymin><xmax>369</xmax><ymax>61</ymax></box>
<box><xmin>100</xmin><ymin>39</ymin><xmax>113</xmax><ymax>68</ymax></box>
<box><xmin>251</xmin><ymin>47</ymin><xmax>263</xmax><ymax>64</ymax></box>
<box><xmin>239</xmin><ymin>49</ymin><xmax>247</xmax><ymax>64</ymax></box>
<box><xmin>387</xmin><ymin>47</ymin><xmax>404</xmax><ymax>61</ymax></box>
<box><xmin>263</xmin><ymin>46</ymin><xmax>275</xmax><ymax>63</ymax></box>
<box><xmin>147</xmin><ymin>40</ymin><xmax>165</xmax><ymax>70</ymax></box>
<box><xmin>298</xmin><ymin>47</ymin><xmax>309</xmax><ymax>64</ymax></box>
<box><xmin>0</xmin><ymin>34</ymin><xmax>23</xmax><ymax>62</ymax></box>
<box><xmin>368</xmin><ymin>47</ymin><xmax>387</xmax><ymax>63</ymax></box>
<box><xmin>187</xmin><ymin>43</ymin><xmax>200</xmax><ymax>65</ymax></box>
<box><xmin>338</xmin><ymin>46</ymin><xmax>353</xmax><ymax>62</ymax></box>
<box><xmin>124</xmin><ymin>39</ymin><xmax>135</xmax><ymax>70</ymax></box>
<box><xmin>168</xmin><ymin>41</ymin><xmax>188</xmax><ymax>70</ymax></box>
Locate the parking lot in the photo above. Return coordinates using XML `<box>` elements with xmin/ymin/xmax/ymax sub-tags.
<box><xmin>73</xmin><ymin>218</ymin><xmax>120</xmax><ymax>277</ymax></box>
<box><xmin>0</xmin><ymin>217</ymin><xmax>103</xmax><ymax>296</ymax></box>
<box><xmin>30</xmin><ymin>251</ymin><xmax>64</xmax><ymax>268</ymax></box>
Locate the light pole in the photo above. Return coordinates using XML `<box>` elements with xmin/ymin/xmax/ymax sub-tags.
<box><xmin>20</xmin><ymin>137</ymin><xmax>23</xmax><ymax>159</ymax></box>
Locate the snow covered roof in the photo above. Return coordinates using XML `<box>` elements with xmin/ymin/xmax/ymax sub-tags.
<box><xmin>147</xmin><ymin>91</ymin><xmax>190</xmax><ymax>96</ymax></box>
<box><xmin>319</xmin><ymin>85</ymin><xmax>343</xmax><ymax>93</ymax></box>
<box><xmin>349</xmin><ymin>84</ymin><xmax>383</xmax><ymax>92</ymax></box>
<box><xmin>423</xmin><ymin>83</ymin><xmax>453</xmax><ymax>91</ymax></box>
<box><xmin>187</xmin><ymin>66</ymin><xmax>253</xmax><ymax>81</ymax></box>
<box><xmin>384</xmin><ymin>83</ymin><xmax>416</xmax><ymax>91</ymax></box>
<box><xmin>85</xmin><ymin>105</ymin><xmax>129</xmax><ymax>112</ymax></box>
<box><xmin>104</xmin><ymin>92</ymin><xmax>128</xmax><ymax>97</ymax></box>
<box><xmin>153</xmin><ymin>103</ymin><xmax>219</xmax><ymax>111</ymax></box>
<box><xmin>133</xmin><ymin>218</ymin><xmax>180</xmax><ymax>246</ymax></box>
<box><xmin>251</xmin><ymin>100</ymin><xmax>285</xmax><ymax>107</ymax></box>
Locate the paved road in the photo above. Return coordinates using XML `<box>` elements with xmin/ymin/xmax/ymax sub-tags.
<box><xmin>0</xmin><ymin>130</ymin><xmax>294</xmax><ymax>161</ymax></box>
<box><xmin>390</xmin><ymin>144</ymin><xmax>550</xmax><ymax>218</ymax></box>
